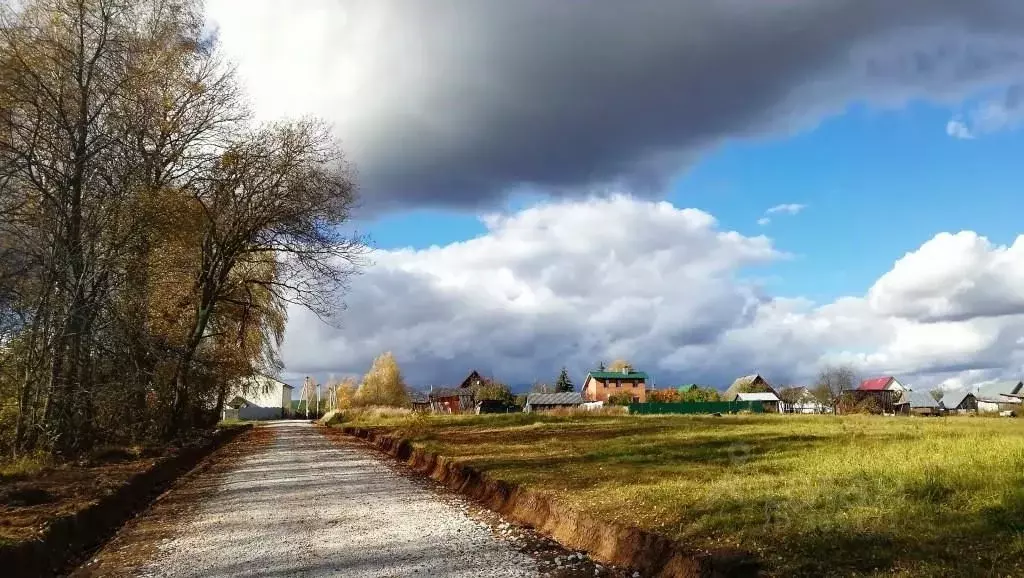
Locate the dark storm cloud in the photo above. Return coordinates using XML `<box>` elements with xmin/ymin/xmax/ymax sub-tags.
<box><xmin>319</xmin><ymin>0</ymin><xmax>1024</xmax><ymax>210</ymax></box>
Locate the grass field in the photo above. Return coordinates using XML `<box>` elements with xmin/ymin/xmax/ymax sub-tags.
<box><xmin>339</xmin><ymin>411</ymin><xmax>1024</xmax><ymax>577</ymax></box>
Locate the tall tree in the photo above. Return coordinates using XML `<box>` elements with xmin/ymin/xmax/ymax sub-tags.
<box><xmin>355</xmin><ymin>352</ymin><xmax>410</xmax><ymax>407</ymax></box>
<box><xmin>554</xmin><ymin>367</ymin><xmax>574</xmax><ymax>392</ymax></box>
<box><xmin>0</xmin><ymin>0</ymin><xmax>366</xmax><ymax>455</ymax></box>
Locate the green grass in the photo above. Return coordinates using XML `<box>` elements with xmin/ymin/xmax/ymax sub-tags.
<box><xmin>340</xmin><ymin>412</ymin><xmax>1024</xmax><ymax>577</ymax></box>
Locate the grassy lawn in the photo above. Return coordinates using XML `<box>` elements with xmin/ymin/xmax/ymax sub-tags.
<box><xmin>340</xmin><ymin>412</ymin><xmax>1024</xmax><ymax>577</ymax></box>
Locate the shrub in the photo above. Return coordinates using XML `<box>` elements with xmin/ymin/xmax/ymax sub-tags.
<box><xmin>607</xmin><ymin>392</ymin><xmax>635</xmax><ymax>406</ymax></box>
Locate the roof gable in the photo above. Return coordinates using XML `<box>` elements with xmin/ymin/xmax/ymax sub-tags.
<box><xmin>724</xmin><ymin>374</ymin><xmax>776</xmax><ymax>399</ymax></box>
<box><xmin>940</xmin><ymin>389</ymin><xmax>974</xmax><ymax>409</ymax></box>
<box><xmin>459</xmin><ymin>370</ymin><xmax>487</xmax><ymax>389</ymax></box>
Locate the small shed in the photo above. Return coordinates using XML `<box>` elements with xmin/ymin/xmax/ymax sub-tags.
<box><xmin>903</xmin><ymin>390</ymin><xmax>941</xmax><ymax>416</ymax></box>
<box><xmin>736</xmin><ymin>391</ymin><xmax>781</xmax><ymax>413</ymax></box>
<box><xmin>940</xmin><ymin>389</ymin><xmax>978</xmax><ymax>414</ymax></box>
<box><xmin>410</xmin><ymin>391</ymin><xmax>431</xmax><ymax>412</ymax></box>
<box><xmin>524</xmin><ymin>392</ymin><xmax>583</xmax><ymax>413</ymax></box>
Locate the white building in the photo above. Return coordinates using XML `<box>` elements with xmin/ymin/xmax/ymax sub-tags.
<box><xmin>222</xmin><ymin>374</ymin><xmax>294</xmax><ymax>421</ymax></box>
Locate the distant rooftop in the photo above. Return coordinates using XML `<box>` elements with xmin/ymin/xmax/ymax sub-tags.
<box><xmin>588</xmin><ymin>370</ymin><xmax>649</xmax><ymax>380</ymax></box>
<box><xmin>527</xmin><ymin>392</ymin><xmax>583</xmax><ymax>406</ymax></box>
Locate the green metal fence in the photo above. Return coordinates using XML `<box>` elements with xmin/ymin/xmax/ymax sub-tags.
<box><xmin>628</xmin><ymin>401</ymin><xmax>765</xmax><ymax>415</ymax></box>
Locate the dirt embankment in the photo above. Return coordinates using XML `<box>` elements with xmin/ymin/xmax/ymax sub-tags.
<box><xmin>0</xmin><ymin>425</ymin><xmax>252</xmax><ymax>578</ymax></box>
<box><xmin>334</xmin><ymin>426</ymin><xmax>760</xmax><ymax>578</ymax></box>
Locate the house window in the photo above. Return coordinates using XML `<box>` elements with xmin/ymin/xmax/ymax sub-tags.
<box><xmin>632</xmin><ymin>396</ymin><xmax>640</xmax><ymax>403</ymax></box>
<box><xmin>615</xmin><ymin>380</ymin><xmax>621</xmax><ymax>388</ymax></box>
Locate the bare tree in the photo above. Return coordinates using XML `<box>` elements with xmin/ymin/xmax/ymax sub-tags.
<box><xmin>813</xmin><ymin>365</ymin><xmax>857</xmax><ymax>415</ymax></box>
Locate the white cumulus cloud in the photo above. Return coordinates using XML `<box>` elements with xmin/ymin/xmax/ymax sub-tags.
<box><xmin>279</xmin><ymin>196</ymin><xmax>1024</xmax><ymax>392</ymax></box>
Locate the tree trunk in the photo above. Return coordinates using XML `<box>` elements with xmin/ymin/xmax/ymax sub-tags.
<box><xmin>166</xmin><ymin>302</ymin><xmax>215</xmax><ymax>438</ymax></box>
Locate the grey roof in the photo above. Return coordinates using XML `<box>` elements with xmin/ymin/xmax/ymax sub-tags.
<box><xmin>526</xmin><ymin>392</ymin><xmax>583</xmax><ymax>406</ymax></box>
<box><xmin>975</xmin><ymin>380</ymin><xmax>1024</xmax><ymax>400</ymax></box>
<box><xmin>724</xmin><ymin>374</ymin><xmax>776</xmax><ymax>400</ymax></box>
<box><xmin>905</xmin><ymin>390</ymin><xmax>940</xmax><ymax>409</ymax></box>
<box><xmin>429</xmin><ymin>387</ymin><xmax>473</xmax><ymax>399</ymax></box>
<box><xmin>940</xmin><ymin>389</ymin><xmax>973</xmax><ymax>410</ymax></box>
<box><xmin>409</xmin><ymin>391</ymin><xmax>430</xmax><ymax>404</ymax></box>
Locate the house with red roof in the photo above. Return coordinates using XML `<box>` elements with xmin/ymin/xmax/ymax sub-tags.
<box><xmin>842</xmin><ymin>376</ymin><xmax>907</xmax><ymax>414</ymax></box>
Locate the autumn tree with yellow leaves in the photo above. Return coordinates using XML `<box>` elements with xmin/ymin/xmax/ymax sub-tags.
<box><xmin>0</xmin><ymin>0</ymin><xmax>366</xmax><ymax>455</ymax></box>
<box><xmin>355</xmin><ymin>353</ymin><xmax>411</xmax><ymax>408</ymax></box>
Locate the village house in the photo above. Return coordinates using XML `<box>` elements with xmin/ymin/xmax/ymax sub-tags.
<box><xmin>428</xmin><ymin>370</ymin><xmax>493</xmax><ymax>413</ymax></box>
<box><xmin>724</xmin><ymin>374</ymin><xmax>778</xmax><ymax>401</ymax></box>
<box><xmin>844</xmin><ymin>376</ymin><xmax>907</xmax><ymax>414</ymax></box>
<box><xmin>779</xmin><ymin>386</ymin><xmax>828</xmax><ymax>414</ymax></box>
<box><xmin>221</xmin><ymin>374</ymin><xmax>294</xmax><ymax>421</ymax></box>
<box><xmin>524</xmin><ymin>392</ymin><xmax>583</xmax><ymax>413</ymax></box>
<box><xmin>581</xmin><ymin>368</ymin><xmax>649</xmax><ymax>403</ymax></box>
<box><xmin>973</xmin><ymin>380</ymin><xmax>1023</xmax><ymax>413</ymax></box>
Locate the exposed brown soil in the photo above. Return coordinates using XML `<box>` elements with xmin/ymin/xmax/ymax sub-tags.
<box><xmin>333</xmin><ymin>426</ymin><xmax>760</xmax><ymax>578</ymax></box>
<box><xmin>1</xmin><ymin>458</ymin><xmax>161</xmax><ymax>543</ymax></box>
<box><xmin>0</xmin><ymin>425</ymin><xmax>252</xmax><ymax>578</ymax></box>
<box><xmin>72</xmin><ymin>424</ymin><xmax>275</xmax><ymax>577</ymax></box>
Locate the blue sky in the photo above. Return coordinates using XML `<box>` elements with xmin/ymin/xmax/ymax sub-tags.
<box><xmin>364</xmin><ymin>101</ymin><xmax>1024</xmax><ymax>306</ymax></box>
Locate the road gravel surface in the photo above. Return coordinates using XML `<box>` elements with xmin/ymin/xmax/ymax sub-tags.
<box><xmin>74</xmin><ymin>421</ymin><xmax>632</xmax><ymax>578</ymax></box>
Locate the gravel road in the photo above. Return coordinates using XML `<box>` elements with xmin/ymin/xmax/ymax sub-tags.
<box><xmin>98</xmin><ymin>421</ymin><xmax>541</xmax><ymax>577</ymax></box>
<box><xmin>75</xmin><ymin>421</ymin><xmax>636</xmax><ymax>578</ymax></box>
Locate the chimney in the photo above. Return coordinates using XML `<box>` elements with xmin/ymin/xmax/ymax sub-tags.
<box><xmin>622</xmin><ymin>366</ymin><xmax>629</xmax><ymax>375</ymax></box>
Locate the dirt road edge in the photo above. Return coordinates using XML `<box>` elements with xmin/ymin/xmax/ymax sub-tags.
<box><xmin>335</xmin><ymin>425</ymin><xmax>760</xmax><ymax>578</ymax></box>
<box><xmin>2</xmin><ymin>425</ymin><xmax>252</xmax><ymax>578</ymax></box>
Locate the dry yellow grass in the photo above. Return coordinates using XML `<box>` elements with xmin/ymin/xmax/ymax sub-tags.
<box><xmin>339</xmin><ymin>412</ymin><xmax>1024</xmax><ymax>577</ymax></box>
